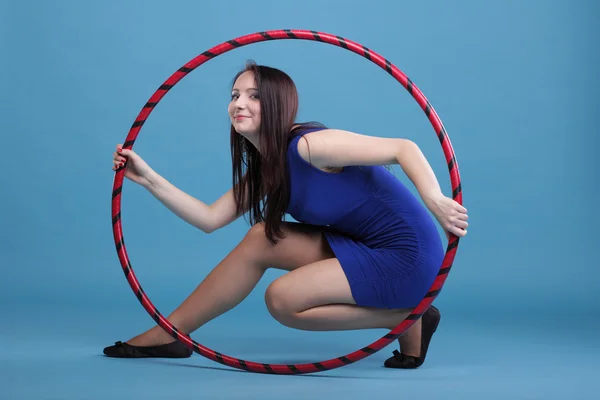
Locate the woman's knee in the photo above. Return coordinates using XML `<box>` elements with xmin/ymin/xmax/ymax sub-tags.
<box><xmin>264</xmin><ymin>280</ymin><xmax>297</xmax><ymax>326</ymax></box>
<box><xmin>243</xmin><ymin>222</ymin><xmax>279</xmax><ymax>247</ymax></box>
<box><xmin>245</xmin><ymin>221</ymin><xmax>267</xmax><ymax>240</ymax></box>
<box><xmin>242</xmin><ymin>222</ymin><xmax>289</xmax><ymax>264</ymax></box>
<box><xmin>241</xmin><ymin>221</ymin><xmax>332</xmax><ymax>273</ymax></box>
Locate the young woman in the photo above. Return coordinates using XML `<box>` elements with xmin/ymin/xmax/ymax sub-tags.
<box><xmin>104</xmin><ymin>61</ymin><xmax>468</xmax><ymax>369</ymax></box>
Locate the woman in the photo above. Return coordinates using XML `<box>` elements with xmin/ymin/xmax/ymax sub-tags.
<box><xmin>104</xmin><ymin>61</ymin><xmax>468</xmax><ymax>369</ymax></box>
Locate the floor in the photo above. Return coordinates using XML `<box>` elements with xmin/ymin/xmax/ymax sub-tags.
<box><xmin>1</xmin><ymin>301</ymin><xmax>598</xmax><ymax>399</ymax></box>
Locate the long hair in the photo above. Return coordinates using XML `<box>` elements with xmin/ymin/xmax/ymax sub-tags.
<box><xmin>230</xmin><ymin>61</ymin><xmax>323</xmax><ymax>244</ymax></box>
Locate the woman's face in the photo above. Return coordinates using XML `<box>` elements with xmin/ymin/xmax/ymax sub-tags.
<box><xmin>228</xmin><ymin>71</ymin><xmax>261</xmax><ymax>140</ymax></box>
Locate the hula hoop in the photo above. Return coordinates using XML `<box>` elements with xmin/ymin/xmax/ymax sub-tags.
<box><xmin>111</xmin><ymin>29</ymin><xmax>462</xmax><ymax>374</ymax></box>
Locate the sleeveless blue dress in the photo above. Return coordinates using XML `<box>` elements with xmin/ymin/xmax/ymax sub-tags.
<box><xmin>285</xmin><ymin>126</ymin><xmax>445</xmax><ymax>309</ymax></box>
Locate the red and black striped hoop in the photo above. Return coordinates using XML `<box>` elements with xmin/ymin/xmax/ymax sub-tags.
<box><xmin>111</xmin><ymin>29</ymin><xmax>462</xmax><ymax>374</ymax></box>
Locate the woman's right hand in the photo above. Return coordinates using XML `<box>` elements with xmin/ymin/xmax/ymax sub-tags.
<box><xmin>112</xmin><ymin>144</ymin><xmax>155</xmax><ymax>187</ymax></box>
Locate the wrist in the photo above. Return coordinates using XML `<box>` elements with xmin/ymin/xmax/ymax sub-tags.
<box><xmin>142</xmin><ymin>169</ymin><xmax>162</xmax><ymax>190</ymax></box>
<box><xmin>422</xmin><ymin>189</ymin><xmax>443</xmax><ymax>208</ymax></box>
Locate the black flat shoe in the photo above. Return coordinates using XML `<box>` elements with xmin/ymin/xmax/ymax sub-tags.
<box><xmin>103</xmin><ymin>340</ymin><xmax>193</xmax><ymax>358</ymax></box>
<box><xmin>384</xmin><ymin>305</ymin><xmax>441</xmax><ymax>369</ymax></box>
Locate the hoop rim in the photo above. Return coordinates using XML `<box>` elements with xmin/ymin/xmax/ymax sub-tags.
<box><xmin>111</xmin><ymin>29</ymin><xmax>462</xmax><ymax>375</ymax></box>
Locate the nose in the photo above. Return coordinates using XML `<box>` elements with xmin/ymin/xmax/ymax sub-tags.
<box><xmin>234</xmin><ymin>95</ymin><xmax>247</xmax><ymax>109</ymax></box>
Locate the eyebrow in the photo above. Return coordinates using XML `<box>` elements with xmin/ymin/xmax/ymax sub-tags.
<box><xmin>232</xmin><ymin>87</ymin><xmax>258</xmax><ymax>92</ymax></box>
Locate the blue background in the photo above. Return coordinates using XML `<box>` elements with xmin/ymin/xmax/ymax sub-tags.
<box><xmin>1</xmin><ymin>0</ymin><xmax>598</xmax><ymax>398</ymax></box>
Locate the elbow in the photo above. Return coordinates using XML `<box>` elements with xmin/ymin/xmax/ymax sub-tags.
<box><xmin>396</xmin><ymin>138</ymin><xmax>418</xmax><ymax>161</ymax></box>
<box><xmin>195</xmin><ymin>218</ymin><xmax>216</xmax><ymax>234</ymax></box>
<box><xmin>401</xmin><ymin>138</ymin><xmax>418</xmax><ymax>150</ymax></box>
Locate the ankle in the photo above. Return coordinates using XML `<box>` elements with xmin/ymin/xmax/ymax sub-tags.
<box><xmin>128</xmin><ymin>329</ymin><xmax>175</xmax><ymax>347</ymax></box>
<box><xmin>401</xmin><ymin>348</ymin><xmax>421</xmax><ymax>358</ymax></box>
<box><xmin>398</xmin><ymin>340</ymin><xmax>421</xmax><ymax>358</ymax></box>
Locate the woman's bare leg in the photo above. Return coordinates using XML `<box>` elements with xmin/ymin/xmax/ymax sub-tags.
<box><xmin>126</xmin><ymin>222</ymin><xmax>335</xmax><ymax>346</ymax></box>
<box><xmin>264</xmin><ymin>258</ymin><xmax>427</xmax><ymax>357</ymax></box>
<box><xmin>264</xmin><ymin>258</ymin><xmax>414</xmax><ymax>333</ymax></box>
<box><xmin>125</xmin><ymin>221</ymin><xmax>425</xmax><ymax>358</ymax></box>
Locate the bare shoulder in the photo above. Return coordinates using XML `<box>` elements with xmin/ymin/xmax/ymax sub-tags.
<box><xmin>296</xmin><ymin>128</ymin><xmax>408</xmax><ymax>169</ymax></box>
<box><xmin>296</xmin><ymin>129</ymin><xmax>337</xmax><ymax>170</ymax></box>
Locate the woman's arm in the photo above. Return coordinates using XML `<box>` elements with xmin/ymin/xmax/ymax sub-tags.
<box><xmin>297</xmin><ymin>129</ymin><xmax>468</xmax><ymax>236</ymax></box>
<box><xmin>144</xmin><ymin>172</ymin><xmax>247</xmax><ymax>234</ymax></box>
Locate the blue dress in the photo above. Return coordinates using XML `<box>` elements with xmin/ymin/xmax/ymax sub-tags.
<box><xmin>285</xmin><ymin>126</ymin><xmax>445</xmax><ymax>309</ymax></box>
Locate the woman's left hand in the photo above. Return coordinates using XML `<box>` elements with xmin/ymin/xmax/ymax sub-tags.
<box><xmin>425</xmin><ymin>192</ymin><xmax>469</xmax><ymax>238</ymax></box>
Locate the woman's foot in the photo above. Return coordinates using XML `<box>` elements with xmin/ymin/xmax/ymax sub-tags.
<box><xmin>383</xmin><ymin>305</ymin><xmax>441</xmax><ymax>369</ymax></box>
<box><xmin>103</xmin><ymin>327</ymin><xmax>192</xmax><ymax>358</ymax></box>
<box><xmin>103</xmin><ymin>340</ymin><xmax>192</xmax><ymax>358</ymax></box>
<box><xmin>397</xmin><ymin>318</ymin><xmax>423</xmax><ymax>357</ymax></box>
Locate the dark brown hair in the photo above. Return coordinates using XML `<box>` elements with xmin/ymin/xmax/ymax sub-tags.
<box><xmin>230</xmin><ymin>61</ymin><xmax>323</xmax><ymax>244</ymax></box>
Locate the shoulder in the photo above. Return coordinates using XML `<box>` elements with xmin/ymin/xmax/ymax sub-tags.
<box><xmin>296</xmin><ymin>128</ymin><xmax>408</xmax><ymax>169</ymax></box>
<box><xmin>289</xmin><ymin>122</ymin><xmax>328</xmax><ymax>156</ymax></box>
<box><xmin>296</xmin><ymin>128</ymin><xmax>334</xmax><ymax>149</ymax></box>
<box><xmin>296</xmin><ymin>128</ymin><xmax>336</xmax><ymax>168</ymax></box>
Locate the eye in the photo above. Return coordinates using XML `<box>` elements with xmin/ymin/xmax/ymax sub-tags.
<box><xmin>230</xmin><ymin>93</ymin><xmax>239</xmax><ymax>100</ymax></box>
